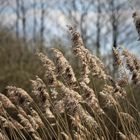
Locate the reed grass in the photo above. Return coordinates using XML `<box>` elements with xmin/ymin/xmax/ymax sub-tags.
<box><xmin>0</xmin><ymin>27</ymin><xmax>140</xmax><ymax>140</ymax></box>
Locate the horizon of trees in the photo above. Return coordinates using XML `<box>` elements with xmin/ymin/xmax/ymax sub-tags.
<box><xmin>0</xmin><ymin>0</ymin><xmax>140</xmax><ymax>91</ymax></box>
<box><xmin>0</xmin><ymin>0</ymin><xmax>139</xmax><ymax>53</ymax></box>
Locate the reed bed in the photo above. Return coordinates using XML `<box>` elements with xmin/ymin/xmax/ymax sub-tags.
<box><xmin>0</xmin><ymin>27</ymin><xmax>140</xmax><ymax>140</ymax></box>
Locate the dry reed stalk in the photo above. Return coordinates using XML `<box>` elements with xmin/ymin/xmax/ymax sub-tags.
<box><xmin>0</xmin><ymin>93</ymin><xmax>16</xmax><ymax>109</ymax></box>
<box><xmin>122</xmin><ymin>49</ymin><xmax>140</xmax><ymax>85</ymax></box>
<box><xmin>71</xmin><ymin>114</ymin><xmax>90</xmax><ymax>136</ymax></box>
<box><xmin>129</xmin><ymin>133</ymin><xmax>140</xmax><ymax>140</ymax></box>
<box><xmin>0</xmin><ymin>130</ymin><xmax>8</xmax><ymax>140</ymax></box>
<box><xmin>112</xmin><ymin>47</ymin><xmax>122</xmax><ymax>66</ymax></box>
<box><xmin>111</xmin><ymin>47</ymin><xmax>128</xmax><ymax>87</ymax></box>
<box><xmin>63</xmin><ymin>94</ymin><xmax>99</xmax><ymax>134</ymax></box>
<box><xmin>17</xmin><ymin>106</ymin><xmax>28</xmax><ymax>118</ymax></box>
<box><xmin>18</xmin><ymin>113</ymin><xmax>35</xmax><ymax>133</ymax></box>
<box><xmin>52</xmin><ymin>48</ymin><xmax>77</xmax><ymax>88</ymax></box>
<box><xmin>31</xmin><ymin>76</ymin><xmax>54</xmax><ymax>118</ymax></box>
<box><xmin>18</xmin><ymin>113</ymin><xmax>41</xmax><ymax>140</ymax></box>
<box><xmin>29</xmin><ymin>107</ymin><xmax>44</xmax><ymax>128</ymax></box>
<box><xmin>0</xmin><ymin>102</ymin><xmax>8</xmax><ymax>116</ymax></box>
<box><xmin>6</xmin><ymin>86</ymin><xmax>33</xmax><ymax>109</ymax></box>
<box><xmin>80</xmin><ymin>81</ymin><xmax>104</xmax><ymax>115</ymax></box>
<box><xmin>10</xmin><ymin>117</ymin><xmax>24</xmax><ymax>130</ymax></box>
<box><xmin>117</xmin><ymin>132</ymin><xmax>128</xmax><ymax>140</ymax></box>
<box><xmin>117</xmin><ymin>71</ymin><xmax>128</xmax><ymax>88</ymax></box>
<box><xmin>56</xmin><ymin>81</ymin><xmax>82</xmax><ymax>102</ymax></box>
<box><xmin>78</xmin><ymin>108</ymin><xmax>99</xmax><ymax>131</ymax></box>
<box><xmin>109</xmin><ymin>77</ymin><xmax>127</xmax><ymax>100</ymax></box>
<box><xmin>37</xmin><ymin>53</ymin><xmax>57</xmax><ymax>87</ymax></box>
<box><xmin>0</xmin><ymin>116</ymin><xmax>15</xmax><ymax>129</ymax></box>
<box><xmin>68</xmin><ymin>26</ymin><xmax>107</xmax><ymax>82</ymax></box>
<box><xmin>119</xmin><ymin>112</ymin><xmax>136</xmax><ymax>124</ymax></box>
<box><xmin>71</xmin><ymin>113</ymin><xmax>96</xmax><ymax>140</ymax></box>
<box><xmin>64</xmin><ymin>94</ymin><xmax>79</xmax><ymax>116</ymax></box>
<box><xmin>99</xmin><ymin>85</ymin><xmax>118</xmax><ymax>108</ymax></box>
<box><xmin>73</xmin><ymin>131</ymin><xmax>87</xmax><ymax>140</ymax></box>
<box><xmin>28</xmin><ymin>115</ymin><xmax>39</xmax><ymax>130</ymax></box>
<box><xmin>60</xmin><ymin>132</ymin><xmax>71</xmax><ymax>140</ymax></box>
<box><xmin>81</xmin><ymin>62</ymin><xmax>91</xmax><ymax>84</ymax></box>
<box><xmin>53</xmin><ymin>99</ymin><xmax>65</xmax><ymax>114</ymax></box>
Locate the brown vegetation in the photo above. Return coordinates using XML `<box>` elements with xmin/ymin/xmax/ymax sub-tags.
<box><xmin>0</xmin><ymin>27</ymin><xmax>140</xmax><ymax>140</ymax></box>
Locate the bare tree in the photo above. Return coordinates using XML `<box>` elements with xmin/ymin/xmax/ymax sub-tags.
<box><xmin>39</xmin><ymin>0</ymin><xmax>46</xmax><ymax>50</ymax></box>
<box><xmin>33</xmin><ymin>0</ymin><xmax>37</xmax><ymax>44</ymax></box>
<box><xmin>96</xmin><ymin>0</ymin><xmax>101</xmax><ymax>57</ymax></box>
<box><xmin>109</xmin><ymin>0</ymin><xmax>119</xmax><ymax>48</ymax></box>
<box><xmin>15</xmin><ymin>0</ymin><xmax>20</xmax><ymax>40</ymax></box>
<box><xmin>20</xmin><ymin>0</ymin><xmax>26</xmax><ymax>43</ymax></box>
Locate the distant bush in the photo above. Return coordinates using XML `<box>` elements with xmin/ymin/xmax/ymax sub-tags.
<box><xmin>0</xmin><ymin>28</ymin><xmax>44</xmax><ymax>92</ymax></box>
